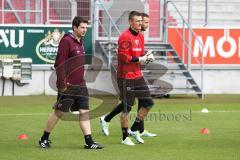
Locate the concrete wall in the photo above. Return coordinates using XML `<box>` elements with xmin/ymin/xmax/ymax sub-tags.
<box><xmin>0</xmin><ymin>67</ymin><xmax>240</xmax><ymax>96</ymax></box>
<box><xmin>192</xmin><ymin>69</ymin><xmax>240</xmax><ymax>94</ymax></box>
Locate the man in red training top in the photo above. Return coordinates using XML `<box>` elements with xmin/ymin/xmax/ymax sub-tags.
<box><xmin>100</xmin><ymin>12</ymin><xmax>157</xmax><ymax>138</ymax></box>
<box><xmin>39</xmin><ymin>16</ymin><xmax>103</xmax><ymax>149</ymax></box>
<box><xmin>103</xmin><ymin>11</ymin><xmax>155</xmax><ymax>145</ymax></box>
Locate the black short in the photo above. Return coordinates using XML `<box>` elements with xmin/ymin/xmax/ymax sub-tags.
<box><xmin>53</xmin><ymin>85</ymin><xmax>89</xmax><ymax>111</ymax></box>
<box><xmin>117</xmin><ymin>77</ymin><xmax>154</xmax><ymax>108</ymax></box>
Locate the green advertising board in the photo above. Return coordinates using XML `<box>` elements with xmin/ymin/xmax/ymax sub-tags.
<box><xmin>0</xmin><ymin>25</ymin><xmax>92</xmax><ymax>64</ymax></box>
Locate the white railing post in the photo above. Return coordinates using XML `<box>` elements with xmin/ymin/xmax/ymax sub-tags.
<box><xmin>25</xmin><ymin>0</ymin><xmax>30</xmax><ymax>23</ymax></box>
<box><xmin>94</xmin><ymin>0</ymin><xmax>100</xmax><ymax>40</ymax></box>
<box><xmin>204</xmin><ymin>0</ymin><xmax>208</xmax><ymax>26</ymax></box>
<box><xmin>182</xmin><ymin>22</ymin><xmax>185</xmax><ymax>63</ymax></box>
<box><xmin>163</xmin><ymin>0</ymin><xmax>168</xmax><ymax>43</ymax></box>
<box><xmin>46</xmin><ymin>0</ymin><xmax>50</xmax><ymax>24</ymax></box>
<box><xmin>41</xmin><ymin>0</ymin><xmax>43</xmax><ymax>24</ymax></box>
<box><xmin>71</xmin><ymin>0</ymin><xmax>77</xmax><ymax>20</ymax></box>
<box><xmin>187</xmin><ymin>0</ymin><xmax>192</xmax><ymax>71</ymax></box>
<box><xmin>2</xmin><ymin>0</ymin><xmax>4</xmax><ymax>24</ymax></box>
<box><xmin>91</xmin><ymin>0</ymin><xmax>96</xmax><ymax>56</ymax></box>
<box><xmin>108</xmin><ymin>19</ymin><xmax>112</xmax><ymax>68</ymax></box>
<box><xmin>35</xmin><ymin>0</ymin><xmax>41</xmax><ymax>24</ymax></box>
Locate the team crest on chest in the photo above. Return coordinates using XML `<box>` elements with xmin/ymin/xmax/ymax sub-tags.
<box><xmin>134</xmin><ymin>39</ymin><xmax>139</xmax><ymax>45</ymax></box>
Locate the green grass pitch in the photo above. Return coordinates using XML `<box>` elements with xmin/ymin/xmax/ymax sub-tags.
<box><xmin>0</xmin><ymin>95</ymin><xmax>239</xmax><ymax>160</ymax></box>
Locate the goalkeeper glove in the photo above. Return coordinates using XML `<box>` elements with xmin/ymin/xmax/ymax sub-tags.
<box><xmin>146</xmin><ymin>53</ymin><xmax>155</xmax><ymax>63</ymax></box>
<box><xmin>139</xmin><ymin>54</ymin><xmax>148</xmax><ymax>63</ymax></box>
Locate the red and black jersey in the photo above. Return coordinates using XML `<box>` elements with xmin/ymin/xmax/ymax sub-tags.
<box><xmin>117</xmin><ymin>28</ymin><xmax>144</xmax><ymax>79</ymax></box>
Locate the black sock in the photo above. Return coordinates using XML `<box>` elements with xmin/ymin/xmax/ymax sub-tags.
<box><xmin>84</xmin><ymin>134</ymin><xmax>94</xmax><ymax>145</ymax></box>
<box><xmin>104</xmin><ymin>103</ymin><xmax>124</xmax><ymax>122</ymax></box>
<box><xmin>130</xmin><ymin>117</ymin><xmax>143</xmax><ymax>132</ymax></box>
<box><xmin>137</xmin><ymin>102</ymin><xmax>141</xmax><ymax>111</ymax></box>
<box><xmin>122</xmin><ymin>128</ymin><xmax>129</xmax><ymax>140</ymax></box>
<box><xmin>41</xmin><ymin>130</ymin><xmax>50</xmax><ymax>141</ymax></box>
<box><xmin>139</xmin><ymin>120</ymin><xmax>144</xmax><ymax>133</ymax></box>
<box><xmin>137</xmin><ymin>101</ymin><xmax>144</xmax><ymax>133</ymax></box>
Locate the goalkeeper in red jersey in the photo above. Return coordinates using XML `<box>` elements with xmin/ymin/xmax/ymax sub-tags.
<box><xmin>101</xmin><ymin>11</ymin><xmax>155</xmax><ymax>145</ymax></box>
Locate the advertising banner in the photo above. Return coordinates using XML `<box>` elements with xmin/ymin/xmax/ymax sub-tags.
<box><xmin>168</xmin><ymin>28</ymin><xmax>240</xmax><ymax>64</ymax></box>
<box><xmin>0</xmin><ymin>25</ymin><xmax>92</xmax><ymax>64</ymax></box>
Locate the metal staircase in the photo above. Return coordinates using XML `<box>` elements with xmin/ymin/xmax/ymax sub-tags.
<box><xmin>144</xmin><ymin>42</ymin><xmax>202</xmax><ymax>98</ymax></box>
<box><xmin>97</xmin><ymin>40</ymin><xmax>203</xmax><ymax>98</ymax></box>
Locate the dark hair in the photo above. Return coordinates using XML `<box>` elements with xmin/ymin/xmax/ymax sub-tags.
<box><xmin>72</xmin><ymin>16</ymin><xmax>88</xmax><ymax>30</ymax></box>
<box><xmin>141</xmin><ymin>12</ymin><xmax>149</xmax><ymax>18</ymax></box>
<box><xmin>128</xmin><ymin>11</ymin><xmax>142</xmax><ymax>20</ymax></box>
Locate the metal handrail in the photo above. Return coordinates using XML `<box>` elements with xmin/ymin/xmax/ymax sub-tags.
<box><xmin>166</xmin><ymin>0</ymin><xmax>205</xmax><ymax>99</ymax></box>
<box><xmin>98</xmin><ymin>19</ymin><xmax>109</xmax><ymax>36</ymax></box>
<box><xmin>95</xmin><ymin>0</ymin><xmax>121</xmax><ymax>68</ymax></box>
<box><xmin>168</xmin><ymin>1</ymin><xmax>205</xmax><ymax>57</ymax></box>
<box><xmin>6</xmin><ymin>0</ymin><xmax>22</xmax><ymax>23</ymax></box>
<box><xmin>111</xmin><ymin>10</ymin><xmax>130</xmax><ymax>31</ymax></box>
<box><xmin>97</xmin><ymin>0</ymin><xmax>121</xmax><ymax>35</ymax></box>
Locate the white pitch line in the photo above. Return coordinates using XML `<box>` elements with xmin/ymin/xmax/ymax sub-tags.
<box><xmin>147</xmin><ymin>111</ymin><xmax>240</xmax><ymax>113</ymax></box>
<box><xmin>0</xmin><ymin>113</ymin><xmax>48</xmax><ymax>116</ymax></box>
<box><xmin>0</xmin><ymin>110</ymin><xmax>240</xmax><ymax>117</ymax></box>
<box><xmin>194</xmin><ymin>111</ymin><xmax>240</xmax><ymax>113</ymax></box>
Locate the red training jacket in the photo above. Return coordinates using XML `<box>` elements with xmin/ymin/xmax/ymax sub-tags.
<box><xmin>54</xmin><ymin>33</ymin><xmax>86</xmax><ymax>90</ymax></box>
